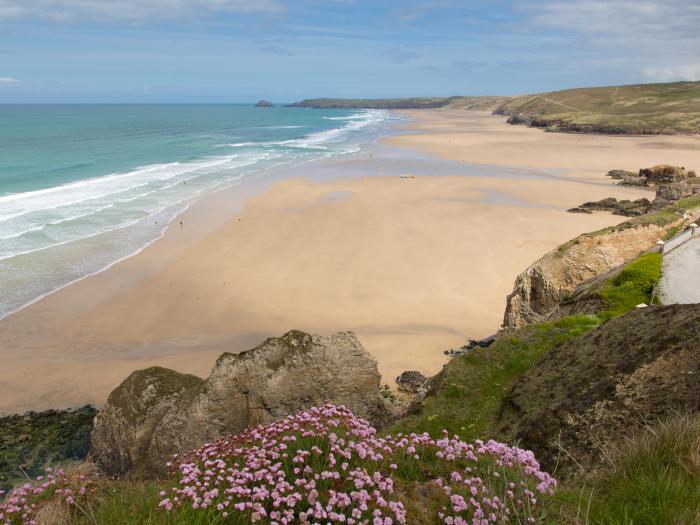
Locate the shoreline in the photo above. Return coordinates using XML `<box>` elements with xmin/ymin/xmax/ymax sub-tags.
<box><xmin>0</xmin><ymin>110</ymin><xmax>678</xmax><ymax>416</ymax></box>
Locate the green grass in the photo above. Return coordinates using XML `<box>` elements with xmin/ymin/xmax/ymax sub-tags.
<box><xmin>554</xmin><ymin>414</ymin><xmax>700</xmax><ymax>524</ymax></box>
<box><xmin>389</xmin><ymin>314</ymin><xmax>602</xmax><ymax>440</ymax></box>
<box><xmin>599</xmin><ymin>252</ymin><xmax>663</xmax><ymax>317</ymax></box>
<box><xmin>496</xmin><ymin>81</ymin><xmax>700</xmax><ymax>134</ymax></box>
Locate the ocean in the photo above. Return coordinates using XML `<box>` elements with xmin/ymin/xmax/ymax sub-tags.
<box><xmin>0</xmin><ymin>104</ymin><xmax>396</xmax><ymax>320</ymax></box>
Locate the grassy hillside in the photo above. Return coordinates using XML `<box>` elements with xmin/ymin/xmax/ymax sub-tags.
<box><xmin>287</xmin><ymin>95</ymin><xmax>509</xmax><ymax>110</ymax></box>
<box><xmin>495</xmin><ymin>81</ymin><xmax>700</xmax><ymax>134</ymax></box>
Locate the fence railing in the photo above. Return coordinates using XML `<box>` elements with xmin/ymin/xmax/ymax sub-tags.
<box><xmin>660</xmin><ymin>223</ymin><xmax>698</xmax><ymax>254</ymax></box>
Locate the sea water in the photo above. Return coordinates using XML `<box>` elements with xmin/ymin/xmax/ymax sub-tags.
<box><xmin>0</xmin><ymin>104</ymin><xmax>396</xmax><ymax>320</ymax></box>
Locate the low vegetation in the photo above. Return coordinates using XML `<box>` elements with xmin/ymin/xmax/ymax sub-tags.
<box><xmin>599</xmin><ymin>252</ymin><xmax>662</xmax><ymax>316</ymax></box>
<box><xmin>2</xmin><ymin>405</ymin><xmax>558</xmax><ymax>524</ymax></box>
<box><xmin>495</xmin><ymin>81</ymin><xmax>700</xmax><ymax>134</ymax></box>
<box><xmin>555</xmin><ymin>414</ymin><xmax>700</xmax><ymax>524</ymax></box>
<box><xmin>290</xmin><ymin>80</ymin><xmax>700</xmax><ymax>135</ymax></box>
<box><xmin>390</xmin><ymin>315</ymin><xmax>601</xmax><ymax>441</ymax></box>
<box><xmin>287</xmin><ymin>96</ymin><xmax>509</xmax><ymax>111</ymax></box>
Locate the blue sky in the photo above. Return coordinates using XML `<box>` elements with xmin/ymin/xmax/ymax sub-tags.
<box><xmin>1</xmin><ymin>0</ymin><xmax>699</xmax><ymax>102</ymax></box>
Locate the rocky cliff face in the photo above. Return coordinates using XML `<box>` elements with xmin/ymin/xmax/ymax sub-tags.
<box><xmin>501</xmin><ymin>221</ymin><xmax>680</xmax><ymax>331</ymax></box>
<box><xmin>499</xmin><ymin>304</ymin><xmax>700</xmax><ymax>477</ymax></box>
<box><xmin>91</xmin><ymin>331</ymin><xmax>394</xmax><ymax>478</ymax></box>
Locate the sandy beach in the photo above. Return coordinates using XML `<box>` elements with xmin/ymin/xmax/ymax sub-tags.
<box><xmin>4</xmin><ymin>109</ymin><xmax>694</xmax><ymax>415</ymax></box>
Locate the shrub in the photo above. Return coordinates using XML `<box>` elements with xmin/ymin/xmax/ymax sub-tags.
<box><xmin>159</xmin><ymin>404</ymin><xmax>557</xmax><ymax>524</ymax></box>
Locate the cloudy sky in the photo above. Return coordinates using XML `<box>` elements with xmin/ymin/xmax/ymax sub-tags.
<box><xmin>0</xmin><ymin>0</ymin><xmax>699</xmax><ymax>102</ymax></box>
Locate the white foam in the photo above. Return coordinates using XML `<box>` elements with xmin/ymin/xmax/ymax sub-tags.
<box><xmin>0</xmin><ymin>109</ymin><xmax>394</xmax><ymax>319</ymax></box>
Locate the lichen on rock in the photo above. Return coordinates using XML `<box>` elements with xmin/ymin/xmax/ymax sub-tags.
<box><xmin>91</xmin><ymin>331</ymin><xmax>395</xmax><ymax>478</ymax></box>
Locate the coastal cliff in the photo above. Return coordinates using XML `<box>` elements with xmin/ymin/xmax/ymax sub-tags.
<box><xmin>290</xmin><ymin>81</ymin><xmax>700</xmax><ymax>135</ymax></box>
<box><xmin>501</xmin><ymin>208</ymin><xmax>696</xmax><ymax>331</ymax></box>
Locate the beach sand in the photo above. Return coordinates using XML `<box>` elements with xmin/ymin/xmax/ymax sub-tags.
<box><xmin>4</xmin><ymin>109</ymin><xmax>694</xmax><ymax>415</ymax></box>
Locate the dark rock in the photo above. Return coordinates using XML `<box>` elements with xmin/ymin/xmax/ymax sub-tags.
<box><xmin>0</xmin><ymin>405</ymin><xmax>97</xmax><ymax>492</ymax></box>
<box><xmin>606</xmin><ymin>169</ymin><xmax>636</xmax><ymax>180</ymax></box>
<box><xmin>620</xmin><ymin>174</ymin><xmax>648</xmax><ymax>186</ymax></box>
<box><xmin>254</xmin><ymin>99</ymin><xmax>274</xmax><ymax>107</ymax></box>
<box><xmin>568</xmin><ymin>197</ymin><xmax>653</xmax><ymax>217</ymax></box>
<box><xmin>639</xmin><ymin>165</ymin><xmax>695</xmax><ymax>184</ymax></box>
<box><xmin>499</xmin><ymin>304</ymin><xmax>700</xmax><ymax>478</ymax></box>
<box><xmin>395</xmin><ymin>371</ymin><xmax>428</xmax><ymax>393</ymax></box>
<box><xmin>653</xmin><ymin>180</ymin><xmax>700</xmax><ymax>207</ymax></box>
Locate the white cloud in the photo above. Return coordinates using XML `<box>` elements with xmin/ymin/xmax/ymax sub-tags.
<box><xmin>531</xmin><ymin>0</ymin><xmax>700</xmax><ymax>40</ymax></box>
<box><xmin>0</xmin><ymin>0</ymin><xmax>283</xmax><ymax>22</ymax></box>
<box><xmin>526</xmin><ymin>1</ymin><xmax>700</xmax><ymax>82</ymax></box>
<box><xmin>643</xmin><ymin>65</ymin><xmax>700</xmax><ymax>82</ymax></box>
<box><xmin>0</xmin><ymin>76</ymin><xmax>18</xmax><ymax>83</ymax></box>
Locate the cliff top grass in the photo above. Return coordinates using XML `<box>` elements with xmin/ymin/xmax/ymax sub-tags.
<box><xmin>389</xmin><ymin>314</ymin><xmax>602</xmax><ymax>442</ymax></box>
<box><xmin>497</xmin><ymin>81</ymin><xmax>700</xmax><ymax>134</ymax></box>
<box><xmin>390</xmin><ymin>249</ymin><xmax>663</xmax><ymax>445</ymax></box>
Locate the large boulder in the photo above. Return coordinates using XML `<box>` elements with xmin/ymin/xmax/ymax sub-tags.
<box><xmin>499</xmin><ymin>304</ymin><xmax>700</xmax><ymax>478</ymax></box>
<box><xmin>89</xmin><ymin>367</ymin><xmax>202</xmax><ymax>478</ymax></box>
<box><xmin>91</xmin><ymin>331</ymin><xmax>394</xmax><ymax>478</ymax></box>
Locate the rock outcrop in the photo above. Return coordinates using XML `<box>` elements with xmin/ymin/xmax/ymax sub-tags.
<box><xmin>639</xmin><ymin>165</ymin><xmax>695</xmax><ymax>184</ymax></box>
<box><xmin>606</xmin><ymin>169</ymin><xmax>636</xmax><ymax>180</ymax></box>
<box><xmin>653</xmin><ymin>180</ymin><xmax>700</xmax><ymax>208</ymax></box>
<box><xmin>254</xmin><ymin>99</ymin><xmax>273</xmax><ymax>107</ymax></box>
<box><xmin>91</xmin><ymin>331</ymin><xmax>394</xmax><ymax>478</ymax></box>
<box><xmin>501</xmin><ymin>220</ymin><xmax>681</xmax><ymax>330</ymax></box>
<box><xmin>1</xmin><ymin>406</ymin><xmax>97</xmax><ymax>492</ymax></box>
<box><xmin>567</xmin><ymin>197</ymin><xmax>652</xmax><ymax>217</ymax></box>
<box><xmin>395</xmin><ymin>371</ymin><xmax>427</xmax><ymax>393</ymax></box>
<box><xmin>617</xmin><ymin>164</ymin><xmax>697</xmax><ymax>187</ymax></box>
<box><xmin>499</xmin><ymin>304</ymin><xmax>700</xmax><ymax>477</ymax></box>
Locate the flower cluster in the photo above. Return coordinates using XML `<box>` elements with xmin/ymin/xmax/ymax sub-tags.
<box><xmin>160</xmin><ymin>404</ymin><xmax>556</xmax><ymax>524</ymax></box>
<box><xmin>0</xmin><ymin>467</ymin><xmax>94</xmax><ymax>525</ymax></box>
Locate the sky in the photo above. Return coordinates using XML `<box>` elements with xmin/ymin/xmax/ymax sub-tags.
<box><xmin>0</xmin><ymin>0</ymin><xmax>699</xmax><ymax>103</ymax></box>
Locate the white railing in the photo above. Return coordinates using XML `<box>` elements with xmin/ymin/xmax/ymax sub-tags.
<box><xmin>661</xmin><ymin>223</ymin><xmax>698</xmax><ymax>254</ymax></box>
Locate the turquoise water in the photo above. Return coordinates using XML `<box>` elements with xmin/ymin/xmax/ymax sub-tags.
<box><xmin>0</xmin><ymin>104</ymin><xmax>395</xmax><ymax>319</ymax></box>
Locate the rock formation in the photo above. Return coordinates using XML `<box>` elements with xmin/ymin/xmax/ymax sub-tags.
<box><xmin>606</xmin><ymin>169</ymin><xmax>636</xmax><ymax>180</ymax></box>
<box><xmin>618</xmin><ymin>164</ymin><xmax>697</xmax><ymax>187</ymax></box>
<box><xmin>567</xmin><ymin>197</ymin><xmax>652</xmax><ymax>217</ymax></box>
<box><xmin>91</xmin><ymin>331</ymin><xmax>394</xmax><ymax>478</ymax></box>
<box><xmin>254</xmin><ymin>99</ymin><xmax>273</xmax><ymax>107</ymax></box>
<box><xmin>639</xmin><ymin>165</ymin><xmax>695</xmax><ymax>184</ymax></box>
<box><xmin>395</xmin><ymin>371</ymin><xmax>427</xmax><ymax>393</ymax></box>
<box><xmin>653</xmin><ymin>180</ymin><xmax>700</xmax><ymax>208</ymax></box>
<box><xmin>499</xmin><ymin>304</ymin><xmax>700</xmax><ymax>477</ymax></box>
<box><xmin>501</xmin><ymin>219</ymin><xmax>682</xmax><ymax>330</ymax></box>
